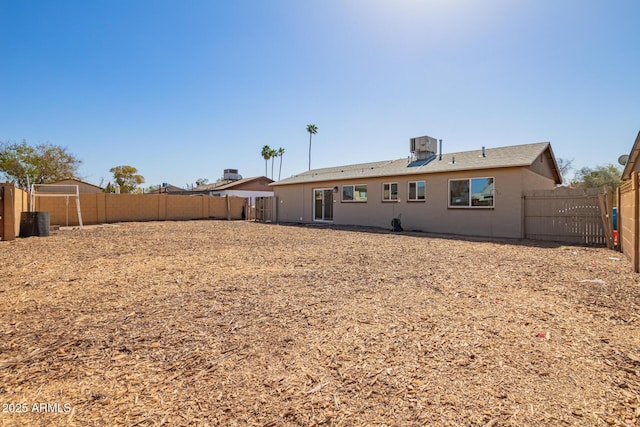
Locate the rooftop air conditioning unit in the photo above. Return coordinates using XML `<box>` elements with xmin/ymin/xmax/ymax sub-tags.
<box><xmin>410</xmin><ymin>136</ymin><xmax>438</xmax><ymax>160</ymax></box>
<box><xmin>223</xmin><ymin>169</ymin><xmax>242</xmax><ymax>181</ymax></box>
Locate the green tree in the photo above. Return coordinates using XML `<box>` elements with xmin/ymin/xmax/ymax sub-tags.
<box><xmin>109</xmin><ymin>165</ymin><xmax>145</xmax><ymax>193</ymax></box>
<box><xmin>570</xmin><ymin>164</ymin><xmax>622</xmax><ymax>190</ymax></box>
<box><xmin>195</xmin><ymin>178</ymin><xmax>209</xmax><ymax>186</ymax></box>
<box><xmin>277</xmin><ymin>147</ymin><xmax>285</xmax><ymax>180</ymax></box>
<box><xmin>0</xmin><ymin>140</ymin><xmax>82</xmax><ymax>189</ymax></box>
<box><xmin>261</xmin><ymin>145</ymin><xmax>272</xmax><ymax>177</ymax></box>
<box><xmin>144</xmin><ymin>184</ymin><xmax>161</xmax><ymax>193</ymax></box>
<box><xmin>306</xmin><ymin>124</ymin><xmax>318</xmax><ymax>171</ymax></box>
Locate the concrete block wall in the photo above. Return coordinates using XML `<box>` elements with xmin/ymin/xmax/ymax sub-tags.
<box><xmin>0</xmin><ymin>184</ymin><xmax>29</xmax><ymax>240</ymax></box>
<box><xmin>33</xmin><ymin>193</ymin><xmax>247</xmax><ymax>226</ymax></box>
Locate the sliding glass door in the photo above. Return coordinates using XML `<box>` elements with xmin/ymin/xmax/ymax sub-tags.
<box><xmin>313</xmin><ymin>189</ymin><xmax>333</xmax><ymax>221</ymax></box>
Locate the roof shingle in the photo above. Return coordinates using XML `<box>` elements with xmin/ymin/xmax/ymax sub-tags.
<box><xmin>272</xmin><ymin>142</ymin><xmax>556</xmax><ymax>186</ymax></box>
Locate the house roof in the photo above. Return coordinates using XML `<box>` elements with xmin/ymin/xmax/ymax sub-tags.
<box><xmin>196</xmin><ymin>176</ymin><xmax>273</xmax><ymax>191</ymax></box>
<box><xmin>49</xmin><ymin>178</ymin><xmax>104</xmax><ymax>190</ymax></box>
<box><xmin>147</xmin><ymin>184</ymin><xmax>186</xmax><ymax>194</ymax></box>
<box><xmin>272</xmin><ymin>142</ymin><xmax>561</xmax><ymax>186</ymax></box>
<box><xmin>621</xmin><ymin>130</ymin><xmax>640</xmax><ymax>181</ymax></box>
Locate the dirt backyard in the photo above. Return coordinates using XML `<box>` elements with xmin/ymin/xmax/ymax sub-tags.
<box><xmin>1</xmin><ymin>221</ymin><xmax>639</xmax><ymax>426</ymax></box>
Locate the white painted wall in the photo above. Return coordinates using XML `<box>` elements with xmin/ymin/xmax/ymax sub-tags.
<box><xmin>210</xmin><ymin>190</ymin><xmax>273</xmax><ymax>206</ymax></box>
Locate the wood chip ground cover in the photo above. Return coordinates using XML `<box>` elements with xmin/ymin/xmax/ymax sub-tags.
<box><xmin>1</xmin><ymin>221</ymin><xmax>639</xmax><ymax>426</ymax></box>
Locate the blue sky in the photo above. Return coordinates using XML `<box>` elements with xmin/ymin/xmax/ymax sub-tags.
<box><xmin>1</xmin><ymin>0</ymin><xmax>638</xmax><ymax>188</ymax></box>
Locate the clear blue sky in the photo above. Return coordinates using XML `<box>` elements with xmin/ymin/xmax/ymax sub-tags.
<box><xmin>1</xmin><ymin>0</ymin><xmax>638</xmax><ymax>187</ymax></box>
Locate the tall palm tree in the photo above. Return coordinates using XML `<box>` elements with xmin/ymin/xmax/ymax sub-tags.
<box><xmin>261</xmin><ymin>145</ymin><xmax>272</xmax><ymax>177</ymax></box>
<box><xmin>306</xmin><ymin>124</ymin><xmax>318</xmax><ymax>170</ymax></box>
<box><xmin>277</xmin><ymin>147</ymin><xmax>285</xmax><ymax>180</ymax></box>
<box><xmin>270</xmin><ymin>148</ymin><xmax>277</xmax><ymax>179</ymax></box>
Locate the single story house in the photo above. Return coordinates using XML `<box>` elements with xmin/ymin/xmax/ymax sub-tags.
<box><xmin>196</xmin><ymin>176</ymin><xmax>274</xmax><ymax>206</ymax></box>
<box><xmin>146</xmin><ymin>183</ymin><xmax>187</xmax><ymax>194</ymax></box>
<box><xmin>271</xmin><ymin>138</ymin><xmax>562</xmax><ymax>239</ymax></box>
<box><xmin>48</xmin><ymin>179</ymin><xmax>104</xmax><ymax>194</ymax></box>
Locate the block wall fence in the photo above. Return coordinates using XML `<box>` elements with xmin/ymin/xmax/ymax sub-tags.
<box><xmin>619</xmin><ymin>173</ymin><xmax>640</xmax><ymax>272</ymax></box>
<box><xmin>0</xmin><ymin>184</ymin><xmax>246</xmax><ymax>241</ymax></box>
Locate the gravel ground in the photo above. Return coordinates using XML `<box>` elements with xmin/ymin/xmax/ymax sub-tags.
<box><xmin>1</xmin><ymin>220</ymin><xmax>639</xmax><ymax>426</ymax></box>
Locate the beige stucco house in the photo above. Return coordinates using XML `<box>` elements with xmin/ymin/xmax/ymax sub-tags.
<box><xmin>271</xmin><ymin>140</ymin><xmax>562</xmax><ymax>239</ymax></box>
<box><xmin>196</xmin><ymin>176</ymin><xmax>274</xmax><ymax>206</ymax></box>
<box><xmin>49</xmin><ymin>179</ymin><xmax>104</xmax><ymax>194</ymax></box>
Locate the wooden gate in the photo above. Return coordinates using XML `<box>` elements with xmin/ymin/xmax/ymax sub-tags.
<box><xmin>255</xmin><ymin>196</ymin><xmax>276</xmax><ymax>222</ymax></box>
<box><xmin>523</xmin><ymin>187</ymin><xmax>606</xmax><ymax>245</ymax></box>
<box><xmin>618</xmin><ymin>173</ymin><xmax>639</xmax><ymax>272</ymax></box>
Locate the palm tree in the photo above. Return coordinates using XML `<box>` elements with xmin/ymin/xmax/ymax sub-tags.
<box><xmin>270</xmin><ymin>148</ymin><xmax>277</xmax><ymax>179</ymax></box>
<box><xmin>306</xmin><ymin>124</ymin><xmax>318</xmax><ymax>170</ymax></box>
<box><xmin>261</xmin><ymin>145</ymin><xmax>272</xmax><ymax>177</ymax></box>
<box><xmin>277</xmin><ymin>147</ymin><xmax>285</xmax><ymax>180</ymax></box>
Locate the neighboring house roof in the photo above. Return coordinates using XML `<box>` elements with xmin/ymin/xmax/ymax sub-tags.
<box><xmin>272</xmin><ymin>142</ymin><xmax>561</xmax><ymax>186</ymax></box>
<box><xmin>147</xmin><ymin>184</ymin><xmax>186</xmax><ymax>194</ymax></box>
<box><xmin>196</xmin><ymin>176</ymin><xmax>274</xmax><ymax>191</ymax></box>
<box><xmin>621</xmin><ymin>130</ymin><xmax>640</xmax><ymax>181</ymax></box>
<box><xmin>48</xmin><ymin>179</ymin><xmax>104</xmax><ymax>192</ymax></box>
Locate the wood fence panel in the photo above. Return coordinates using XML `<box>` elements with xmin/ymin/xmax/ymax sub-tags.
<box><xmin>523</xmin><ymin>187</ymin><xmax>605</xmax><ymax>245</ymax></box>
<box><xmin>619</xmin><ymin>174</ymin><xmax>639</xmax><ymax>272</ymax></box>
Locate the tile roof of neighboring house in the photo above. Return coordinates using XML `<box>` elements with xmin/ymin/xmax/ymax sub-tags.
<box><xmin>622</xmin><ymin>130</ymin><xmax>640</xmax><ymax>181</ymax></box>
<box><xmin>195</xmin><ymin>176</ymin><xmax>273</xmax><ymax>191</ymax></box>
<box><xmin>272</xmin><ymin>142</ymin><xmax>561</xmax><ymax>186</ymax></box>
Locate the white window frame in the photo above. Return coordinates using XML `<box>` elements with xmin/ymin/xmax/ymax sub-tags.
<box><xmin>407</xmin><ymin>180</ymin><xmax>426</xmax><ymax>202</ymax></box>
<box><xmin>382</xmin><ymin>182</ymin><xmax>399</xmax><ymax>202</ymax></box>
<box><xmin>341</xmin><ymin>184</ymin><xmax>367</xmax><ymax>202</ymax></box>
<box><xmin>448</xmin><ymin>177</ymin><xmax>495</xmax><ymax>208</ymax></box>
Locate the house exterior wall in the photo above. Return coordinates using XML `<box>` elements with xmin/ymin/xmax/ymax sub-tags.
<box><xmin>273</xmin><ymin>184</ymin><xmax>307</xmax><ymax>222</ymax></box>
<box><xmin>226</xmin><ymin>178</ymin><xmax>273</xmax><ymax>192</ymax></box>
<box><xmin>529</xmin><ymin>153</ymin><xmax>557</xmax><ymax>182</ymax></box>
<box><xmin>274</xmin><ymin>165</ymin><xmax>558</xmax><ymax>239</ymax></box>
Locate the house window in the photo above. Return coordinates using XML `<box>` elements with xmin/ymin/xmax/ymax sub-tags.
<box><xmin>408</xmin><ymin>181</ymin><xmax>426</xmax><ymax>201</ymax></box>
<box><xmin>342</xmin><ymin>184</ymin><xmax>367</xmax><ymax>202</ymax></box>
<box><xmin>449</xmin><ymin>177</ymin><xmax>494</xmax><ymax>208</ymax></box>
<box><xmin>383</xmin><ymin>183</ymin><xmax>398</xmax><ymax>201</ymax></box>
